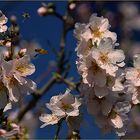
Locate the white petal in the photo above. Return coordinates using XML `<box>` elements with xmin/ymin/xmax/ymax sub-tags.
<box><xmin>100</xmin><ymin>18</ymin><xmax>110</xmax><ymax>31</ymax></box>
<box><xmin>66</xmin><ymin>109</ymin><xmax>79</xmax><ymax>116</ymax></box>
<box><xmin>108</xmin><ymin>50</ymin><xmax>125</xmax><ymax>64</ymax></box>
<box><xmin>0</xmin><ymin>25</ymin><xmax>7</xmax><ymax>32</ymax></box>
<box><xmin>3</xmin><ymin>102</ymin><xmax>12</xmax><ymax>112</ymax></box>
<box><xmin>39</xmin><ymin>114</ymin><xmax>60</xmax><ymax>128</ymax></box>
<box><xmin>110</xmin><ymin>115</ymin><xmax>123</xmax><ymax>128</ymax></box>
<box><xmin>15</xmin><ymin>56</ymin><xmax>35</xmax><ymax>76</ymax></box>
<box><xmin>103</xmin><ymin>31</ymin><xmax>117</xmax><ymax>43</ymax></box>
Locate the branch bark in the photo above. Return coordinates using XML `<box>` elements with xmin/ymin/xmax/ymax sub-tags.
<box><xmin>17</xmin><ymin>77</ymin><xmax>56</xmax><ymax>122</ymax></box>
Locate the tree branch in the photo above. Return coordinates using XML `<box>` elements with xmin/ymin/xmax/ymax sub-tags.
<box><xmin>17</xmin><ymin>77</ymin><xmax>56</xmax><ymax>122</ymax></box>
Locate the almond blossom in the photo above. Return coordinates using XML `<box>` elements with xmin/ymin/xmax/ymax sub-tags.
<box><xmin>76</xmin><ymin>53</ymin><xmax>107</xmax><ymax>87</ymax></box>
<box><xmin>75</xmin><ymin>13</ymin><xmax>134</xmax><ymax>137</ymax></box>
<box><xmin>46</xmin><ymin>89</ymin><xmax>81</xmax><ymax>117</ymax></box>
<box><xmin>125</xmin><ymin>54</ymin><xmax>140</xmax><ymax>104</ymax></box>
<box><xmin>125</xmin><ymin>54</ymin><xmax>140</xmax><ymax>86</ymax></box>
<box><xmin>74</xmin><ymin>14</ymin><xmax>117</xmax><ymax>58</ymax></box>
<box><xmin>39</xmin><ymin>89</ymin><xmax>81</xmax><ymax>128</ymax></box>
<box><xmin>74</xmin><ymin>14</ymin><xmax>117</xmax><ymax>44</ymax></box>
<box><xmin>110</xmin><ymin>101</ymin><xmax>131</xmax><ymax>136</ymax></box>
<box><xmin>92</xmin><ymin>38</ymin><xmax>125</xmax><ymax>76</ymax></box>
<box><xmin>0</xmin><ymin>11</ymin><xmax>8</xmax><ymax>33</ymax></box>
<box><xmin>2</xmin><ymin>55</ymin><xmax>36</xmax><ymax>102</ymax></box>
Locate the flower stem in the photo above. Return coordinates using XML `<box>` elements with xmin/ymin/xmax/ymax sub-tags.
<box><xmin>54</xmin><ymin>118</ymin><xmax>65</xmax><ymax>140</ymax></box>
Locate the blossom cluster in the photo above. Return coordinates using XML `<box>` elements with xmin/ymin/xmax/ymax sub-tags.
<box><xmin>74</xmin><ymin>13</ymin><xmax>137</xmax><ymax>136</ymax></box>
<box><xmin>0</xmin><ymin>12</ymin><xmax>36</xmax><ymax>111</ymax></box>
<box><xmin>39</xmin><ymin>89</ymin><xmax>81</xmax><ymax>130</ymax></box>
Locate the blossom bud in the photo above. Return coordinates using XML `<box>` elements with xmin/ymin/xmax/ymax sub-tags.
<box><xmin>37</xmin><ymin>7</ymin><xmax>48</xmax><ymax>16</ymax></box>
<box><xmin>68</xmin><ymin>0</ymin><xmax>76</xmax><ymax>10</ymax></box>
<box><xmin>0</xmin><ymin>129</ymin><xmax>6</xmax><ymax>136</ymax></box>
<box><xmin>10</xmin><ymin>15</ymin><xmax>17</xmax><ymax>24</ymax></box>
<box><xmin>18</xmin><ymin>48</ymin><xmax>27</xmax><ymax>57</ymax></box>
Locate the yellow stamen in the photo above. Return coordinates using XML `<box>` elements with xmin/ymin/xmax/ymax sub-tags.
<box><xmin>89</xmin><ymin>26</ymin><xmax>104</xmax><ymax>38</ymax></box>
<box><xmin>48</xmin><ymin>115</ymin><xmax>58</xmax><ymax>123</ymax></box>
<box><xmin>16</xmin><ymin>66</ymin><xmax>28</xmax><ymax>73</ymax></box>
<box><xmin>90</xmin><ymin>61</ymin><xmax>101</xmax><ymax>74</ymax></box>
<box><xmin>99</xmin><ymin>52</ymin><xmax>109</xmax><ymax>64</ymax></box>
<box><xmin>61</xmin><ymin>103</ymin><xmax>73</xmax><ymax>111</ymax></box>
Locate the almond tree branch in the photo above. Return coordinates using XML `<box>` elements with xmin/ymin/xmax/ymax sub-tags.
<box><xmin>17</xmin><ymin>77</ymin><xmax>56</xmax><ymax>122</ymax></box>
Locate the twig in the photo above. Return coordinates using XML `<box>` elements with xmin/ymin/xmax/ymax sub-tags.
<box><xmin>54</xmin><ymin>118</ymin><xmax>65</xmax><ymax>140</ymax></box>
<box><xmin>17</xmin><ymin>77</ymin><xmax>56</xmax><ymax>122</ymax></box>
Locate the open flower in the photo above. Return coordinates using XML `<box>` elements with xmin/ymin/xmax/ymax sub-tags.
<box><xmin>0</xmin><ymin>56</ymin><xmax>9</xmax><ymax>109</ymax></box>
<box><xmin>0</xmin><ymin>11</ymin><xmax>8</xmax><ymax>32</ymax></box>
<box><xmin>76</xmin><ymin>53</ymin><xmax>107</xmax><ymax>87</ymax></box>
<box><xmin>2</xmin><ymin>56</ymin><xmax>36</xmax><ymax>102</ymax></box>
<box><xmin>92</xmin><ymin>38</ymin><xmax>125</xmax><ymax>76</ymax></box>
<box><xmin>74</xmin><ymin>13</ymin><xmax>117</xmax><ymax>44</ymax></box>
<box><xmin>74</xmin><ymin>14</ymin><xmax>117</xmax><ymax>58</ymax></box>
<box><xmin>109</xmin><ymin>101</ymin><xmax>131</xmax><ymax>136</ymax></box>
<box><xmin>125</xmin><ymin>54</ymin><xmax>140</xmax><ymax>104</ymax></box>
<box><xmin>47</xmin><ymin>89</ymin><xmax>81</xmax><ymax>117</ymax></box>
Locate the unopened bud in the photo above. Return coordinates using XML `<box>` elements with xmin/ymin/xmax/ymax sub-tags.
<box><xmin>68</xmin><ymin>0</ymin><xmax>76</xmax><ymax>10</ymax></box>
<box><xmin>0</xmin><ymin>129</ymin><xmax>6</xmax><ymax>136</ymax></box>
<box><xmin>18</xmin><ymin>48</ymin><xmax>27</xmax><ymax>58</ymax></box>
<box><xmin>69</xmin><ymin>3</ymin><xmax>76</xmax><ymax>10</ymax></box>
<box><xmin>10</xmin><ymin>15</ymin><xmax>17</xmax><ymax>23</ymax></box>
<box><xmin>37</xmin><ymin>7</ymin><xmax>48</xmax><ymax>16</ymax></box>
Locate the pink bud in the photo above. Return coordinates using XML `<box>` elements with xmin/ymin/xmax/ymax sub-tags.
<box><xmin>19</xmin><ymin>48</ymin><xmax>27</xmax><ymax>54</ymax></box>
<box><xmin>69</xmin><ymin>3</ymin><xmax>76</xmax><ymax>10</ymax></box>
<box><xmin>37</xmin><ymin>7</ymin><xmax>47</xmax><ymax>16</ymax></box>
<box><xmin>0</xmin><ymin>129</ymin><xmax>6</xmax><ymax>135</ymax></box>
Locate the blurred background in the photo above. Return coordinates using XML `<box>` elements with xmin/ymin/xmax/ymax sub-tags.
<box><xmin>1</xmin><ymin>1</ymin><xmax>140</xmax><ymax>139</ymax></box>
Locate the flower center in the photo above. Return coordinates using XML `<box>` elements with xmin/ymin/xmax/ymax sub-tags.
<box><xmin>99</xmin><ymin>52</ymin><xmax>109</xmax><ymax>64</ymax></box>
<box><xmin>89</xmin><ymin>26</ymin><xmax>103</xmax><ymax>38</ymax></box>
<box><xmin>48</xmin><ymin>115</ymin><xmax>58</xmax><ymax>122</ymax></box>
<box><xmin>6</xmin><ymin>76</ymin><xmax>17</xmax><ymax>86</ymax></box>
<box><xmin>16</xmin><ymin>66</ymin><xmax>28</xmax><ymax>73</ymax></box>
<box><xmin>61</xmin><ymin>102</ymin><xmax>73</xmax><ymax>111</ymax></box>
<box><xmin>90</xmin><ymin>61</ymin><xmax>101</xmax><ymax>74</ymax></box>
<box><xmin>93</xmin><ymin>29</ymin><xmax>103</xmax><ymax>38</ymax></box>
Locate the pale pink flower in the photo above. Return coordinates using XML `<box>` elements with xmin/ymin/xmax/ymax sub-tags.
<box><xmin>76</xmin><ymin>54</ymin><xmax>106</xmax><ymax>87</ymax></box>
<box><xmin>126</xmin><ymin>54</ymin><xmax>140</xmax><ymax>86</ymax></box>
<box><xmin>2</xmin><ymin>56</ymin><xmax>36</xmax><ymax>102</ymax></box>
<box><xmin>0</xmin><ymin>11</ymin><xmax>8</xmax><ymax>32</ymax></box>
<box><xmin>74</xmin><ymin>14</ymin><xmax>117</xmax><ymax>44</ymax></box>
<box><xmin>92</xmin><ymin>38</ymin><xmax>125</xmax><ymax>76</ymax></box>
<box><xmin>46</xmin><ymin>89</ymin><xmax>81</xmax><ymax>117</ymax></box>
